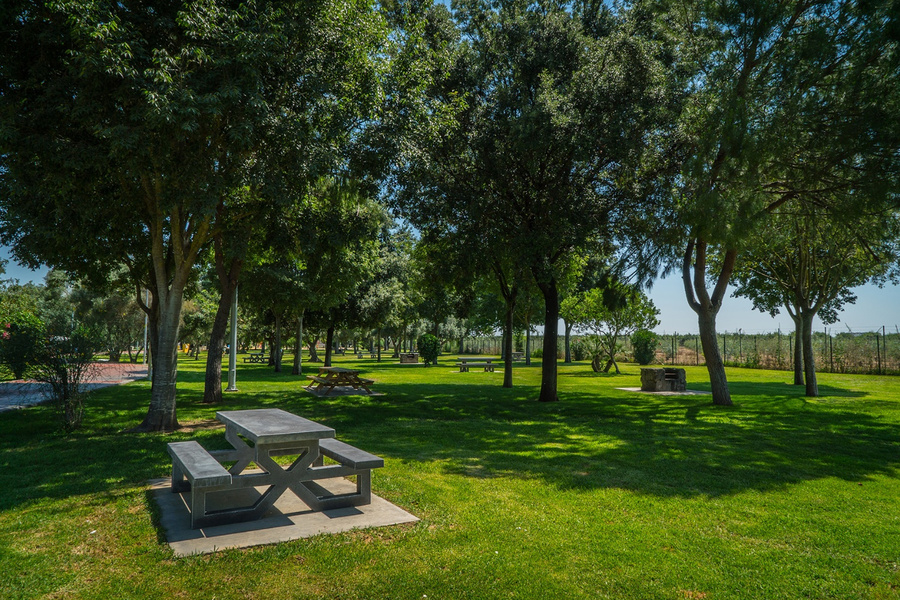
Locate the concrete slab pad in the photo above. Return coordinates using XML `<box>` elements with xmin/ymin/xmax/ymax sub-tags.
<box><xmin>616</xmin><ymin>387</ymin><xmax>711</xmax><ymax>396</ymax></box>
<box><xmin>150</xmin><ymin>476</ymin><xmax>418</xmax><ymax>557</ymax></box>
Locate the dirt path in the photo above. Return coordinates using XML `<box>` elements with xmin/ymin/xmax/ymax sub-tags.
<box><xmin>0</xmin><ymin>362</ymin><xmax>148</xmax><ymax>413</ymax></box>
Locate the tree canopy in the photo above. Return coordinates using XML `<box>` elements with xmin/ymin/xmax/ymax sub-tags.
<box><xmin>0</xmin><ymin>0</ymin><xmax>386</xmax><ymax>430</ymax></box>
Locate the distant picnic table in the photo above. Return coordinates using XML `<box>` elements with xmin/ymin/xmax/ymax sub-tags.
<box><xmin>242</xmin><ymin>351</ymin><xmax>268</xmax><ymax>363</ymax></box>
<box><xmin>455</xmin><ymin>357</ymin><xmax>497</xmax><ymax>372</ymax></box>
<box><xmin>306</xmin><ymin>366</ymin><xmax>375</xmax><ymax>396</ymax></box>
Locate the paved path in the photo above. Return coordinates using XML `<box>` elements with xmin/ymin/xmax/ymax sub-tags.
<box><xmin>0</xmin><ymin>362</ymin><xmax>148</xmax><ymax>413</ymax></box>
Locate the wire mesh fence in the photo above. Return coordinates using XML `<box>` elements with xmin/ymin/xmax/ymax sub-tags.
<box><xmin>646</xmin><ymin>329</ymin><xmax>900</xmax><ymax>375</ymax></box>
<box><xmin>456</xmin><ymin>328</ymin><xmax>900</xmax><ymax>375</ymax></box>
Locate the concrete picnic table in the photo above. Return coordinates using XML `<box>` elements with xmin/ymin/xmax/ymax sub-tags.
<box><xmin>454</xmin><ymin>356</ymin><xmax>497</xmax><ymax>372</ymax></box>
<box><xmin>306</xmin><ymin>366</ymin><xmax>375</xmax><ymax>395</ymax></box>
<box><xmin>167</xmin><ymin>408</ymin><xmax>383</xmax><ymax>528</ymax></box>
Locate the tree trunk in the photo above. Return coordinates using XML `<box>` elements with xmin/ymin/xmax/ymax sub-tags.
<box><xmin>536</xmin><ymin>277</ymin><xmax>560</xmax><ymax>403</ymax></box>
<box><xmin>136</xmin><ymin>290</ymin><xmax>183</xmax><ymax>431</ymax></box>
<box><xmin>683</xmin><ymin>238</ymin><xmax>734</xmax><ymax>406</ymax></box>
<box><xmin>377</xmin><ymin>329</ymin><xmax>382</xmax><ymax>362</ymax></box>
<box><xmin>792</xmin><ymin>316</ymin><xmax>804</xmax><ymax>385</ymax></box>
<box><xmin>503</xmin><ymin>301</ymin><xmax>515</xmax><ymax>388</ymax></box>
<box><xmin>324</xmin><ymin>324</ymin><xmax>335</xmax><ymax>367</ymax></box>
<box><xmin>697</xmin><ymin>309</ymin><xmax>731</xmax><ymax>405</ymax></box>
<box><xmin>801</xmin><ymin>311</ymin><xmax>818</xmax><ymax>396</ymax></box>
<box><xmin>273</xmin><ymin>312</ymin><xmax>283</xmax><ymax>373</ymax></box>
<box><xmin>292</xmin><ymin>312</ymin><xmax>304</xmax><ymax>376</ymax></box>
<box><xmin>525</xmin><ymin>324</ymin><xmax>531</xmax><ymax>366</ymax></box>
<box><xmin>564</xmin><ymin>320</ymin><xmax>573</xmax><ymax>363</ymax></box>
<box><xmin>308</xmin><ymin>335</ymin><xmax>320</xmax><ymax>363</ymax></box>
<box><xmin>203</xmin><ymin>271</ymin><xmax>239</xmax><ymax>403</ymax></box>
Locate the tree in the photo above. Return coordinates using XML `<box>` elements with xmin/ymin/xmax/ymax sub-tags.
<box><xmin>730</xmin><ymin>206</ymin><xmax>900</xmax><ymax>396</ymax></box>
<box><xmin>388</xmin><ymin>0</ymin><xmax>668</xmax><ymax>401</ymax></box>
<box><xmin>658</xmin><ymin>0</ymin><xmax>900</xmax><ymax>406</ymax></box>
<box><xmin>568</xmin><ymin>285</ymin><xmax>659</xmax><ymax>373</ymax></box>
<box><xmin>0</xmin><ymin>0</ymin><xmax>386</xmax><ymax>430</ymax></box>
<box><xmin>73</xmin><ymin>285</ymin><xmax>146</xmax><ymax>363</ymax></box>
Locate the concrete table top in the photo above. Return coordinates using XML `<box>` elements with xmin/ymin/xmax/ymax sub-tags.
<box><xmin>215</xmin><ymin>408</ymin><xmax>335</xmax><ymax>445</ymax></box>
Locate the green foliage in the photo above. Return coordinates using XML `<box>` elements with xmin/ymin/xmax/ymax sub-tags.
<box><xmin>417</xmin><ymin>333</ymin><xmax>441</xmax><ymax>365</ymax></box>
<box><xmin>571</xmin><ymin>337</ymin><xmax>589</xmax><ymax>362</ymax></box>
<box><xmin>568</xmin><ymin>283</ymin><xmax>660</xmax><ymax>373</ymax></box>
<box><xmin>630</xmin><ymin>329</ymin><xmax>659</xmax><ymax>365</ymax></box>
<box><xmin>0</xmin><ymin>312</ymin><xmax>44</xmax><ymax>379</ymax></box>
<box><xmin>30</xmin><ymin>327</ymin><xmax>99</xmax><ymax>432</ymax></box>
<box><xmin>73</xmin><ymin>286</ymin><xmax>145</xmax><ymax>362</ymax></box>
<box><xmin>0</xmin><ymin>0</ymin><xmax>387</xmax><ymax>429</ymax></box>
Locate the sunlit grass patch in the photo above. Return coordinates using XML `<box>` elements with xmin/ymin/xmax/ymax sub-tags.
<box><xmin>1</xmin><ymin>352</ymin><xmax>899</xmax><ymax>598</ymax></box>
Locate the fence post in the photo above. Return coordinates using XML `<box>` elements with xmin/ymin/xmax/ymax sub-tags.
<box><xmin>876</xmin><ymin>332</ymin><xmax>882</xmax><ymax>374</ymax></box>
<box><xmin>830</xmin><ymin>333</ymin><xmax>834</xmax><ymax>373</ymax></box>
<box><xmin>695</xmin><ymin>336</ymin><xmax>699</xmax><ymax>366</ymax></box>
<box><xmin>777</xmin><ymin>328</ymin><xmax>781</xmax><ymax>368</ymax></box>
<box><xmin>673</xmin><ymin>333</ymin><xmax>677</xmax><ymax>365</ymax></box>
<box><xmin>788</xmin><ymin>334</ymin><xmax>792</xmax><ymax>370</ymax></box>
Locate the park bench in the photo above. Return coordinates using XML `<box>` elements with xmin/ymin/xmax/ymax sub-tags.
<box><xmin>313</xmin><ymin>438</ymin><xmax>384</xmax><ymax>505</ymax></box>
<box><xmin>455</xmin><ymin>357</ymin><xmax>497</xmax><ymax>372</ymax></box>
<box><xmin>167</xmin><ymin>441</ymin><xmax>233</xmax><ymax>529</ymax></box>
<box><xmin>455</xmin><ymin>362</ymin><xmax>495</xmax><ymax>372</ymax></box>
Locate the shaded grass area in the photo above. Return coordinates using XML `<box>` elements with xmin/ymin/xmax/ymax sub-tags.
<box><xmin>1</xmin><ymin>355</ymin><xmax>899</xmax><ymax>599</ymax></box>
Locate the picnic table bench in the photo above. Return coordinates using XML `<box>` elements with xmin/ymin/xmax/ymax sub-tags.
<box><xmin>356</xmin><ymin>351</ymin><xmax>377</xmax><ymax>359</ymax></box>
<box><xmin>455</xmin><ymin>356</ymin><xmax>497</xmax><ymax>372</ymax></box>
<box><xmin>242</xmin><ymin>351</ymin><xmax>267</xmax><ymax>363</ymax></box>
<box><xmin>306</xmin><ymin>366</ymin><xmax>375</xmax><ymax>395</ymax></box>
<box><xmin>167</xmin><ymin>408</ymin><xmax>383</xmax><ymax>529</ymax></box>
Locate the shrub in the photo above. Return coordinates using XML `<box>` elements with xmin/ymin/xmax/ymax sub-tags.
<box><xmin>0</xmin><ymin>313</ymin><xmax>44</xmax><ymax>379</ymax></box>
<box><xmin>631</xmin><ymin>329</ymin><xmax>659</xmax><ymax>365</ymax></box>
<box><xmin>31</xmin><ymin>328</ymin><xmax>99</xmax><ymax>431</ymax></box>
<box><xmin>581</xmin><ymin>335</ymin><xmax>607</xmax><ymax>372</ymax></box>
<box><xmin>532</xmin><ymin>347</ymin><xmax>543</xmax><ymax>359</ymax></box>
<box><xmin>417</xmin><ymin>334</ymin><xmax>441</xmax><ymax>366</ymax></box>
<box><xmin>571</xmin><ymin>338</ymin><xmax>588</xmax><ymax>362</ymax></box>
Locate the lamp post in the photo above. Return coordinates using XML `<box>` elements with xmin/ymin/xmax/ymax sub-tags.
<box><xmin>226</xmin><ymin>285</ymin><xmax>239</xmax><ymax>392</ymax></box>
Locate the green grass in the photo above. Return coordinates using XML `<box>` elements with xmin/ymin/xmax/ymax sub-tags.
<box><xmin>2</xmin><ymin>354</ymin><xmax>899</xmax><ymax>599</ymax></box>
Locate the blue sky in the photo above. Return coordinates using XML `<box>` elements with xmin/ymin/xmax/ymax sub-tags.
<box><xmin>646</xmin><ymin>274</ymin><xmax>900</xmax><ymax>335</ymax></box>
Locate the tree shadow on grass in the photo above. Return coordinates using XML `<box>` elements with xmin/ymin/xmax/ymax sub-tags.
<box><xmin>1</xmin><ymin>372</ymin><xmax>897</xmax><ymax>512</ymax></box>
<box><xmin>274</xmin><ymin>381</ymin><xmax>900</xmax><ymax>500</ymax></box>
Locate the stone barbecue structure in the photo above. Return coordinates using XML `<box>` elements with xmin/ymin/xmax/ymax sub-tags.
<box><xmin>640</xmin><ymin>368</ymin><xmax>687</xmax><ymax>392</ymax></box>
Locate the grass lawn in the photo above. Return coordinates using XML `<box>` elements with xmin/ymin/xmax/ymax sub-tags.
<box><xmin>1</xmin><ymin>354</ymin><xmax>899</xmax><ymax>599</ymax></box>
